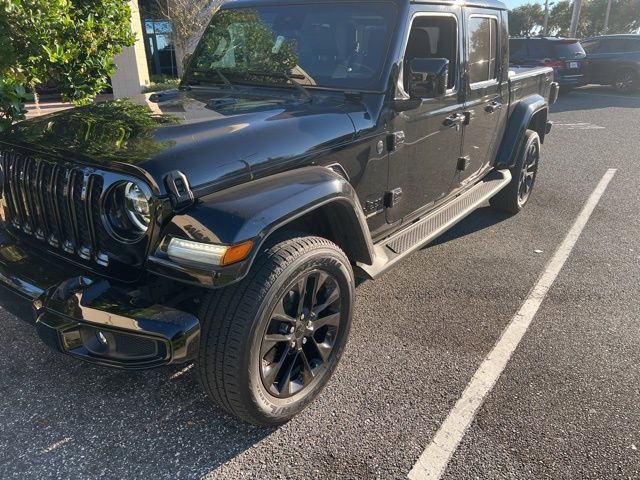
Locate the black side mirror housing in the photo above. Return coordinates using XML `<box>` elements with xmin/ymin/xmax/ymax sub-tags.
<box><xmin>408</xmin><ymin>58</ymin><xmax>449</xmax><ymax>99</ymax></box>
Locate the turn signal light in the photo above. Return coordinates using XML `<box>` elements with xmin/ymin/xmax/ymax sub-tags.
<box><xmin>167</xmin><ymin>238</ymin><xmax>253</xmax><ymax>268</ymax></box>
<box><xmin>221</xmin><ymin>241</ymin><xmax>254</xmax><ymax>266</ymax></box>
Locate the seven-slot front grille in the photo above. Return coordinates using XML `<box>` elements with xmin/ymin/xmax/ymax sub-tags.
<box><xmin>1</xmin><ymin>149</ymin><xmax>109</xmax><ymax>266</ymax></box>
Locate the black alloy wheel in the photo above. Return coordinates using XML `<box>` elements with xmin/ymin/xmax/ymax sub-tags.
<box><xmin>260</xmin><ymin>270</ymin><xmax>342</xmax><ymax>398</ymax></box>
<box><xmin>490</xmin><ymin>129</ymin><xmax>541</xmax><ymax>214</ymax></box>
<box><xmin>197</xmin><ymin>234</ymin><xmax>354</xmax><ymax>425</ymax></box>
<box><xmin>517</xmin><ymin>137</ymin><xmax>539</xmax><ymax>207</ymax></box>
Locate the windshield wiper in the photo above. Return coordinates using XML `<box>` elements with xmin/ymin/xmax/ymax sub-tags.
<box><xmin>188</xmin><ymin>68</ymin><xmax>238</xmax><ymax>90</ymax></box>
<box><xmin>242</xmin><ymin>70</ymin><xmax>313</xmax><ymax>103</ymax></box>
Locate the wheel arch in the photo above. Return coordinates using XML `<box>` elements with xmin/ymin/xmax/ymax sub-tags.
<box><xmin>266</xmin><ymin>198</ymin><xmax>374</xmax><ymax>266</ymax></box>
<box><xmin>496</xmin><ymin>95</ymin><xmax>548</xmax><ymax>169</ymax></box>
<box><xmin>149</xmin><ymin>167</ymin><xmax>374</xmax><ymax>288</ymax></box>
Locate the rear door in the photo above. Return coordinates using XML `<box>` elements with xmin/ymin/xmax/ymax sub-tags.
<box><xmin>457</xmin><ymin>9</ymin><xmax>507</xmax><ymax>188</ymax></box>
<box><xmin>583</xmin><ymin>38</ymin><xmax>626</xmax><ymax>84</ymax></box>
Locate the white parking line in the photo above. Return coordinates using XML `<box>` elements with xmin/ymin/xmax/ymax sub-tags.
<box><xmin>408</xmin><ymin>169</ymin><xmax>618</xmax><ymax>480</ymax></box>
<box><xmin>554</xmin><ymin>122</ymin><xmax>605</xmax><ymax>130</ymax></box>
<box><xmin>170</xmin><ymin>363</ymin><xmax>194</xmax><ymax>380</ymax></box>
<box><xmin>41</xmin><ymin>437</ymin><xmax>72</xmax><ymax>454</ymax></box>
<box><xmin>573</xmin><ymin>91</ymin><xmax>640</xmax><ymax>101</ymax></box>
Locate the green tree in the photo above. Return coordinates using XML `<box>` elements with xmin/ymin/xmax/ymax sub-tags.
<box><xmin>544</xmin><ymin>0</ymin><xmax>639</xmax><ymax>37</ymax></box>
<box><xmin>546</xmin><ymin>0</ymin><xmax>586</xmax><ymax>36</ymax></box>
<box><xmin>582</xmin><ymin>0</ymin><xmax>640</xmax><ymax>35</ymax></box>
<box><xmin>0</xmin><ymin>0</ymin><xmax>135</xmax><ymax>131</ymax></box>
<box><xmin>509</xmin><ymin>4</ymin><xmax>545</xmax><ymax>36</ymax></box>
<box><xmin>145</xmin><ymin>0</ymin><xmax>223</xmax><ymax>76</ymax></box>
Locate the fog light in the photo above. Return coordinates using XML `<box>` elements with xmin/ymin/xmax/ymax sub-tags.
<box><xmin>77</xmin><ymin>326</ymin><xmax>163</xmax><ymax>362</ymax></box>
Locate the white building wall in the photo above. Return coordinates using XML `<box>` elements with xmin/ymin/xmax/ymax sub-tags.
<box><xmin>111</xmin><ymin>0</ymin><xmax>150</xmax><ymax>99</ymax></box>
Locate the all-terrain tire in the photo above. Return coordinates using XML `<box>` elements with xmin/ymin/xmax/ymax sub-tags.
<box><xmin>490</xmin><ymin>129</ymin><xmax>541</xmax><ymax>214</ymax></box>
<box><xmin>197</xmin><ymin>234</ymin><xmax>354</xmax><ymax>425</ymax></box>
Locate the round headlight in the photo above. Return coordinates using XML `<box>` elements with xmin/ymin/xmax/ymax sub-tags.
<box><xmin>103</xmin><ymin>181</ymin><xmax>152</xmax><ymax>241</ymax></box>
<box><xmin>124</xmin><ymin>182</ymin><xmax>151</xmax><ymax>231</ymax></box>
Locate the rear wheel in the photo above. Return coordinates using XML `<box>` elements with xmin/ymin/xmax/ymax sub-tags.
<box><xmin>197</xmin><ymin>234</ymin><xmax>354</xmax><ymax>425</ymax></box>
<box><xmin>613</xmin><ymin>69</ymin><xmax>638</xmax><ymax>94</ymax></box>
<box><xmin>490</xmin><ymin>129</ymin><xmax>540</xmax><ymax>214</ymax></box>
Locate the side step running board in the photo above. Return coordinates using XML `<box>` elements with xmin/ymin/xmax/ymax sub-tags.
<box><xmin>358</xmin><ymin>169</ymin><xmax>512</xmax><ymax>279</ymax></box>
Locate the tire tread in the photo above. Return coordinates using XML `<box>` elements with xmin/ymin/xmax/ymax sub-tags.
<box><xmin>196</xmin><ymin>234</ymin><xmax>350</xmax><ymax>424</ymax></box>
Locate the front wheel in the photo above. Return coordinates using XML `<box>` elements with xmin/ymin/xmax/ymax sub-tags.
<box><xmin>490</xmin><ymin>129</ymin><xmax>541</xmax><ymax>214</ymax></box>
<box><xmin>197</xmin><ymin>234</ymin><xmax>354</xmax><ymax>425</ymax></box>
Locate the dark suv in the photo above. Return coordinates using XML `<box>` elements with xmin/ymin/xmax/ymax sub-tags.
<box><xmin>581</xmin><ymin>35</ymin><xmax>640</xmax><ymax>94</ymax></box>
<box><xmin>510</xmin><ymin>37</ymin><xmax>586</xmax><ymax>91</ymax></box>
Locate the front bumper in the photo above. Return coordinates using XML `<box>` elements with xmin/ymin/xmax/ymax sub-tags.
<box><xmin>0</xmin><ymin>229</ymin><xmax>200</xmax><ymax>369</ymax></box>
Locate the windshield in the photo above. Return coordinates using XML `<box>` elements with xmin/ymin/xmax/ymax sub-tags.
<box><xmin>185</xmin><ymin>3</ymin><xmax>398</xmax><ymax>92</ymax></box>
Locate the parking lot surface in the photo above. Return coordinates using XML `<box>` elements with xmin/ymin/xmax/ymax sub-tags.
<box><xmin>1</xmin><ymin>86</ymin><xmax>639</xmax><ymax>479</ymax></box>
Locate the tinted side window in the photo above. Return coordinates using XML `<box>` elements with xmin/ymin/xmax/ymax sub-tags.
<box><xmin>601</xmin><ymin>39</ymin><xmax>629</xmax><ymax>53</ymax></box>
<box><xmin>404</xmin><ymin>15</ymin><xmax>459</xmax><ymax>91</ymax></box>
<box><xmin>468</xmin><ymin>16</ymin><xmax>498</xmax><ymax>84</ymax></box>
<box><xmin>581</xmin><ymin>39</ymin><xmax>601</xmax><ymax>54</ymax></box>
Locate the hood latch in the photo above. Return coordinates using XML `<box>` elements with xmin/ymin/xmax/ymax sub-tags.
<box><xmin>165</xmin><ymin>171</ymin><xmax>195</xmax><ymax>210</ymax></box>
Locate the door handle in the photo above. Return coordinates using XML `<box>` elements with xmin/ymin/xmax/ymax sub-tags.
<box><xmin>485</xmin><ymin>101</ymin><xmax>503</xmax><ymax>113</ymax></box>
<box><xmin>444</xmin><ymin>113</ymin><xmax>466</xmax><ymax>128</ymax></box>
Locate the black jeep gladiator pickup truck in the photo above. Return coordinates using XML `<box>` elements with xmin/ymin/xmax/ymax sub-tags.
<box><xmin>0</xmin><ymin>0</ymin><xmax>557</xmax><ymax>425</ymax></box>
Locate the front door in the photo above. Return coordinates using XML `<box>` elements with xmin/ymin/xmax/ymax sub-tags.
<box><xmin>457</xmin><ymin>10</ymin><xmax>507</xmax><ymax>188</ymax></box>
<box><xmin>387</xmin><ymin>8</ymin><xmax>465</xmax><ymax>224</ymax></box>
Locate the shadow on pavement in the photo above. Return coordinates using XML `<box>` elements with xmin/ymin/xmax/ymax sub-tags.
<box><xmin>0</xmin><ymin>311</ymin><xmax>276</xmax><ymax>479</ymax></box>
<box><xmin>551</xmin><ymin>85</ymin><xmax>640</xmax><ymax>114</ymax></box>
<box><xmin>424</xmin><ymin>206</ymin><xmax>513</xmax><ymax>249</ymax></box>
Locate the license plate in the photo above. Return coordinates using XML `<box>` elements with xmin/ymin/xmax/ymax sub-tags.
<box><xmin>568</xmin><ymin>61</ymin><xmax>579</xmax><ymax>69</ymax></box>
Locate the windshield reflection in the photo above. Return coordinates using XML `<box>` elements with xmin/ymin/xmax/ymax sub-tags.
<box><xmin>185</xmin><ymin>3</ymin><xmax>397</xmax><ymax>92</ymax></box>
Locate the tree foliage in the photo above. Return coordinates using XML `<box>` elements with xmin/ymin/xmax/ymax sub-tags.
<box><xmin>192</xmin><ymin>9</ymin><xmax>298</xmax><ymax>76</ymax></box>
<box><xmin>146</xmin><ymin>0</ymin><xmax>223</xmax><ymax>75</ymax></box>
<box><xmin>0</xmin><ymin>0</ymin><xmax>135</xmax><ymax>131</ymax></box>
<box><xmin>509</xmin><ymin>4</ymin><xmax>545</xmax><ymax>36</ymax></box>
<box><xmin>510</xmin><ymin>0</ymin><xmax>640</xmax><ymax>38</ymax></box>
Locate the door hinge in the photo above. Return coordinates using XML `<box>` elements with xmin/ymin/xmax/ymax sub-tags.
<box><xmin>457</xmin><ymin>156</ymin><xmax>471</xmax><ymax>171</ymax></box>
<box><xmin>387</xmin><ymin>131</ymin><xmax>406</xmax><ymax>152</ymax></box>
<box><xmin>384</xmin><ymin>188</ymin><xmax>403</xmax><ymax>208</ymax></box>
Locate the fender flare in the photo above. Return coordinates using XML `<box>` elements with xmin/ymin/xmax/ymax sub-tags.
<box><xmin>149</xmin><ymin>167</ymin><xmax>374</xmax><ymax>288</ymax></box>
<box><xmin>495</xmin><ymin>95</ymin><xmax>548</xmax><ymax>169</ymax></box>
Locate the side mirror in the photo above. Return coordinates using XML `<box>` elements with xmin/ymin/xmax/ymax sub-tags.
<box><xmin>408</xmin><ymin>58</ymin><xmax>449</xmax><ymax>99</ymax></box>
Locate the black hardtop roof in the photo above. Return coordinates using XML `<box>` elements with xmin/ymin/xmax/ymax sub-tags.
<box><xmin>584</xmin><ymin>34</ymin><xmax>640</xmax><ymax>40</ymax></box>
<box><xmin>510</xmin><ymin>36</ymin><xmax>580</xmax><ymax>42</ymax></box>
<box><xmin>222</xmin><ymin>0</ymin><xmax>507</xmax><ymax>11</ymax></box>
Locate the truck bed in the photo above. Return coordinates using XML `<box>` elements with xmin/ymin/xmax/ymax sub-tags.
<box><xmin>507</xmin><ymin>66</ymin><xmax>555</xmax><ymax>114</ymax></box>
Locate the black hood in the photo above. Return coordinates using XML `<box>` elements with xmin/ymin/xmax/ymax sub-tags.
<box><xmin>0</xmin><ymin>88</ymin><xmax>370</xmax><ymax>197</ymax></box>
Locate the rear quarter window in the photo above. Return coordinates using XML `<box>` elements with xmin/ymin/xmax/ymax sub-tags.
<box><xmin>581</xmin><ymin>39</ymin><xmax>601</xmax><ymax>54</ymax></box>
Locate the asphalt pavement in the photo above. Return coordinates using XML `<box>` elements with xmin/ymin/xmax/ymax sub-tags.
<box><xmin>1</xmin><ymin>85</ymin><xmax>638</xmax><ymax>479</ymax></box>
